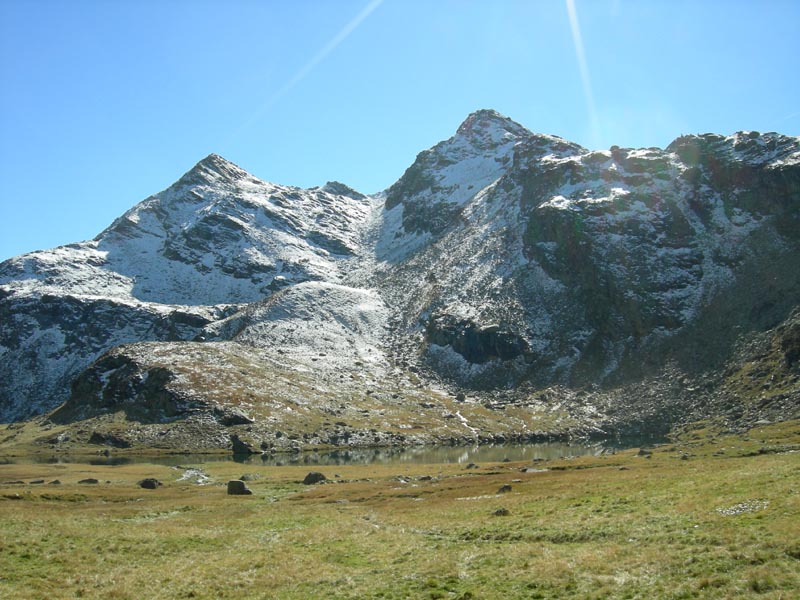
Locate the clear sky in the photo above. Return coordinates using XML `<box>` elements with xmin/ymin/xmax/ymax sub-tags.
<box><xmin>1</xmin><ymin>0</ymin><xmax>798</xmax><ymax>261</ymax></box>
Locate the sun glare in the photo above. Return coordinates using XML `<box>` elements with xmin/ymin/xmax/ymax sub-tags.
<box><xmin>223</xmin><ymin>0</ymin><xmax>384</xmax><ymax>149</ymax></box>
<box><xmin>566</xmin><ymin>0</ymin><xmax>600</xmax><ymax>147</ymax></box>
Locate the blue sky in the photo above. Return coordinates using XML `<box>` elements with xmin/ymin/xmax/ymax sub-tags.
<box><xmin>1</xmin><ymin>0</ymin><xmax>798</xmax><ymax>261</ymax></box>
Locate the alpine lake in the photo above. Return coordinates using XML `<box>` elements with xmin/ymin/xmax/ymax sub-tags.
<box><xmin>6</xmin><ymin>435</ymin><xmax>663</xmax><ymax>468</ymax></box>
<box><xmin>1</xmin><ymin>421</ymin><xmax>798</xmax><ymax>599</ymax></box>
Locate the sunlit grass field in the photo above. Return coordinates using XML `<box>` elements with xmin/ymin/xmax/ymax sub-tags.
<box><xmin>1</xmin><ymin>420</ymin><xmax>798</xmax><ymax>599</ymax></box>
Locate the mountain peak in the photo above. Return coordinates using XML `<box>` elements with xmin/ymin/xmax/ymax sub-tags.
<box><xmin>197</xmin><ymin>152</ymin><xmax>229</xmax><ymax>167</ymax></box>
<box><xmin>321</xmin><ymin>181</ymin><xmax>367</xmax><ymax>200</ymax></box>
<box><xmin>180</xmin><ymin>153</ymin><xmax>250</xmax><ymax>185</ymax></box>
<box><xmin>455</xmin><ymin>109</ymin><xmax>531</xmax><ymax>140</ymax></box>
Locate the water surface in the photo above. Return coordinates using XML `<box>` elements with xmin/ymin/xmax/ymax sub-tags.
<box><xmin>17</xmin><ymin>436</ymin><xmax>664</xmax><ymax>468</ymax></box>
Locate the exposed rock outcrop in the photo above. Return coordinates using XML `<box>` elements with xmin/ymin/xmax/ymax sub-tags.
<box><xmin>1</xmin><ymin>110</ymin><xmax>798</xmax><ymax>450</ymax></box>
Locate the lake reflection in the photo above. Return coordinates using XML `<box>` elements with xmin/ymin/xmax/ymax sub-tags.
<box><xmin>27</xmin><ymin>436</ymin><xmax>663</xmax><ymax>467</ymax></box>
<box><xmin>248</xmin><ymin>437</ymin><xmax>661</xmax><ymax>467</ymax></box>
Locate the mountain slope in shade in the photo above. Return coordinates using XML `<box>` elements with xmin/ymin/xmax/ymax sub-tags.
<box><xmin>1</xmin><ymin>110</ymin><xmax>799</xmax><ymax>452</ymax></box>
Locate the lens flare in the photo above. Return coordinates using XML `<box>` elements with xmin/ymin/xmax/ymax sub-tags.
<box><xmin>566</xmin><ymin>0</ymin><xmax>600</xmax><ymax>147</ymax></box>
<box><xmin>225</xmin><ymin>0</ymin><xmax>384</xmax><ymax>147</ymax></box>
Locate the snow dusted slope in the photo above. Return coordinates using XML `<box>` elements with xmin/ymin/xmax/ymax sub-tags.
<box><xmin>368</xmin><ymin>113</ymin><xmax>800</xmax><ymax>390</ymax></box>
<box><xmin>1</xmin><ymin>110</ymin><xmax>798</xmax><ymax>440</ymax></box>
<box><xmin>0</xmin><ymin>155</ymin><xmax>369</xmax><ymax>306</ymax></box>
<box><xmin>203</xmin><ymin>281</ymin><xmax>392</xmax><ymax>375</ymax></box>
<box><xmin>0</xmin><ymin>155</ymin><xmax>370</xmax><ymax>419</ymax></box>
<box><xmin>95</xmin><ymin>153</ymin><xmax>370</xmax><ymax>305</ymax></box>
<box><xmin>376</xmin><ymin>109</ymin><xmax>583</xmax><ymax>262</ymax></box>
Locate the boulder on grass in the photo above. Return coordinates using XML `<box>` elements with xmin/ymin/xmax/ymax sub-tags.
<box><xmin>138</xmin><ymin>478</ymin><xmax>162</xmax><ymax>490</ymax></box>
<box><xmin>227</xmin><ymin>480</ymin><xmax>253</xmax><ymax>495</ymax></box>
<box><xmin>303</xmin><ymin>472</ymin><xmax>327</xmax><ymax>485</ymax></box>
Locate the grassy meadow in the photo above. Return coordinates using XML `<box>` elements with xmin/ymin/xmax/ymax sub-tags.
<box><xmin>1</xmin><ymin>420</ymin><xmax>798</xmax><ymax>599</ymax></box>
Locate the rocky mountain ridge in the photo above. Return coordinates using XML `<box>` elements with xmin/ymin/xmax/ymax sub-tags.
<box><xmin>1</xmin><ymin>109</ymin><xmax>798</xmax><ymax>452</ymax></box>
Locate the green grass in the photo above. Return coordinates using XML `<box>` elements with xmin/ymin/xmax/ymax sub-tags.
<box><xmin>1</xmin><ymin>420</ymin><xmax>798</xmax><ymax>599</ymax></box>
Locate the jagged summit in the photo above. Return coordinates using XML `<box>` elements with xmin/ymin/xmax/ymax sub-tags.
<box><xmin>383</xmin><ymin>110</ymin><xmax>529</xmax><ymax>218</ymax></box>
<box><xmin>197</xmin><ymin>152</ymin><xmax>230</xmax><ymax>167</ymax></box>
<box><xmin>454</xmin><ymin>109</ymin><xmax>582</xmax><ymax>156</ymax></box>
<box><xmin>380</xmin><ymin>109</ymin><xmax>584</xmax><ymax>244</ymax></box>
<box><xmin>666</xmin><ymin>130</ymin><xmax>800</xmax><ymax>167</ymax></box>
<box><xmin>450</xmin><ymin>109</ymin><xmax>532</xmax><ymax>154</ymax></box>
<box><xmin>455</xmin><ymin>109</ymin><xmax>532</xmax><ymax>141</ymax></box>
<box><xmin>176</xmin><ymin>152</ymin><xmax>252</xmax><ymax>186</ymax></box>
<box><xmin>1</xmin><ymin>110</ymin><xmax>799</xmax><ymax>443</ymax></box>
<box><xmin>320</xmin><ymin>181</ymin><xmax>367</xmax><ymax>200</ymax></box>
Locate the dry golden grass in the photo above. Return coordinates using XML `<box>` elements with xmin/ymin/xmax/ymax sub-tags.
<box><xmin>1</xmin><ymin>420</ymin><xmax>798</xmax><ymax>599</ymax></box>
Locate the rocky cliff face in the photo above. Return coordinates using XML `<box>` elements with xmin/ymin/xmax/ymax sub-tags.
<box><xmin>1</xmin><ymin>110</ymin><xmax>798</xmax><ymax>449</ymax></box>
<box><xmin>370</xmin><ymin>111</ymin><xmax>800</xmax><ymax>391</ymax></box>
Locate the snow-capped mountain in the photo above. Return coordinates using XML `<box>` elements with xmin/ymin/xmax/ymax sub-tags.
<box><xmin>1</xmin><ymin>110</ymin><xmax>798</xmax><ymax>450</ymax></box>
<box><xmin>370</xmin><ymin>111</ymin><xmax>800</xmax><ymax>390</ymax></box>
<box><xmin>0</xmin><ymin>154</ymin><xmax>370</xmax><ymax>420</ymax></box>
